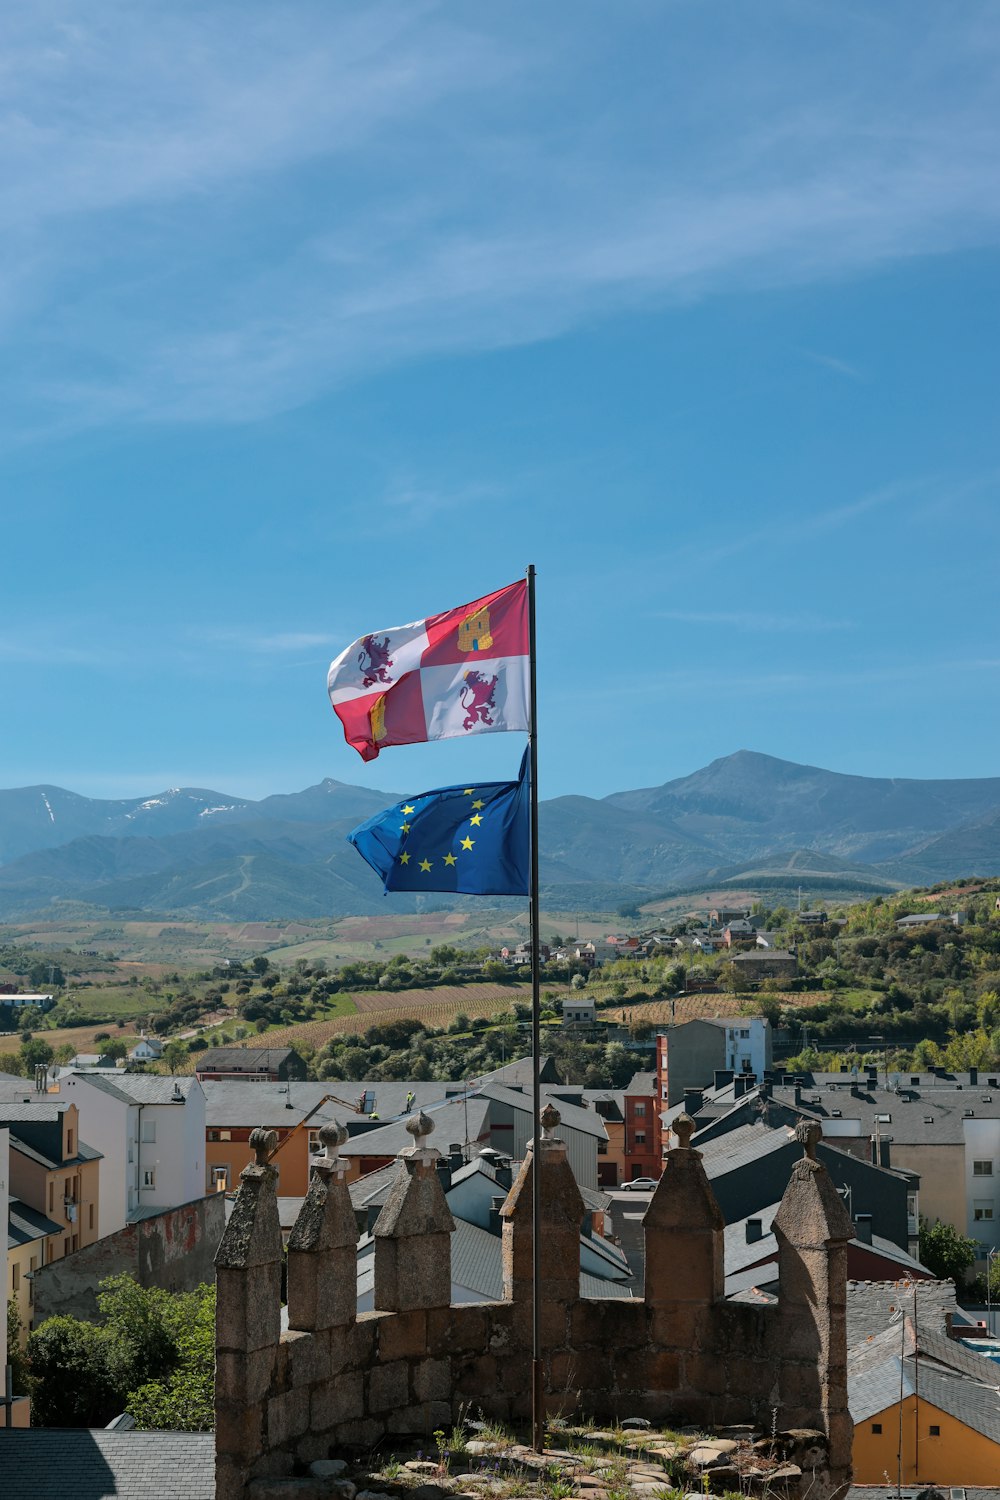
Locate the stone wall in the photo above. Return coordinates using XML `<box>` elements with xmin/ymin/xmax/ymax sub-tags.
<box><xmin>34</xmin><ymin>1191</ymin><xmax>225</xmax><ymax>1325</ymax></box>
<box><xmin>215</xmin><ymin>1113</ymin><xmax>853</xmax><ymax>1500</ymax></box>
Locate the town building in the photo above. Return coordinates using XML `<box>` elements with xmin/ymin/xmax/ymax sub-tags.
<box><xmin>195</xmin><ymin>1046</ymin><xmax>307</xmax><ymax>1081</ymax></box>
<box><xmin>0</xmin><ymin>1096</ymin><xmax>102</xmax><ymax>1265</ymax></box>
<box><xmin>655</xmin><ymin>1016</ymin><xmax>772</xmax><ymax>1106</ymax></box>
<box><xmin>59</xmin><ymin>1072</ymin><xmax>207</xmax><ymax>1232</ymax></box>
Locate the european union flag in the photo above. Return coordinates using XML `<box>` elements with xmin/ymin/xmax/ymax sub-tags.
<box><xmin>347</xmin><ymin>750</ymin><xmax>529</xmax><ymax>896</ymax></box>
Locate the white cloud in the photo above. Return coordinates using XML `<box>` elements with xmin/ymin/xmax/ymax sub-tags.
<box><xmin>1</xmin><ymin>2</ymin><xmax>999</xmax><ymax>432</ymax></box>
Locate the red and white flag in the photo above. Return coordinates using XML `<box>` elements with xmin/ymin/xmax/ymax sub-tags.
<box><xmin>327</xmin><ymin>580</ymin><xmax>529</xmax><ymax>762</ymax></box>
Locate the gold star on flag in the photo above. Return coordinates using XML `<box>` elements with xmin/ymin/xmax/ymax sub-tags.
<box><xmin>471</xmin><ymin>799</ymin><xmax>485</xmax><ymax>809</ymax></box>
<box><xmin>460</xmin><ymin>836</ymin><xmax>474</xmax><ymax>851</ymax></box>
<box><xmin>401</xmin><ymin>804</ymin><xmax>415</xmax><ymax>815</ymax></box>
<box><xmin>399</xmin><ymin>852</ymin><xmax>410</xmax><ymax>865</ymax></box>
<box><xmin>469</xmin><ymin>814</ymin><xmax>483</xmax><ymax>827</ymax></box>
<box><xmin>463</xmin><ymin>788</ymin><xmax>474</xmax><ymax>796</ymax></box>
<box><xmin>400</xmin><ymin>822</ymin><xmax>411</xmax><ymax>833</ymax></box>
<box><xmin>444</xmin><ymin>852</ymin><xmax>457</xmax><ymax>866</ymax></box>
<box><xmin>419</xmin><ymin>858</ymin><xmax>433</xmax><ymax>872</ymax></box>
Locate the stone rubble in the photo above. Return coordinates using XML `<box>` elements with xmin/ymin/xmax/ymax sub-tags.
<box><xmin>244</xmin><ymin>1421</ymin><xmax>834</xmax><ymax>1500</ymax></box>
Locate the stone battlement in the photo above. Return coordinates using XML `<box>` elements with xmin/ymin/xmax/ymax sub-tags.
<box><xmin>215</xmin><ymin>1112</ymin><xmax>852</xmax><ymax>1500</ymax></box>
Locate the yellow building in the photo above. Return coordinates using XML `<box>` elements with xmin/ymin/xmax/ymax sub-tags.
<box><xmin>850</xmin><ymin>1317</ymin><xmax>1000</xmax><ymax>1486</ymax></box>
<box><xmin>8</xmin><ymin>1199</ymin><xmax>63</xmax><ymax>1345</ymax></box>
<box><xmin>0</xmin><ymin>1099</ymin><xmax>101</xmax><ymax>1345</ymax></box>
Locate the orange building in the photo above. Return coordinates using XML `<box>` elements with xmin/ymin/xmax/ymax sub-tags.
<box><xmin>850</xmin><ymin>1317</ymin><xmax>1000</xmax><ymax>1485</ymax></box>
<box><xmin>204</xmin><ymin>1082</ymin><xmax>372</xmax><ymax>1194</ymax></box>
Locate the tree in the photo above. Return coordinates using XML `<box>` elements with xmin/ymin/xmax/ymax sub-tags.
<box><xmin>918</xmin><ymin>1217</ymin><xmax>978</xmax><ymax>1284</ymax></box>
<box><xmin>7</xmin><ymin>1298</ymin><xmax>30</xmax><ymax>1396</ymax></box>
<box><xmin>251</xmin><ymin>955</ymin><xmax>270</xmax><ymax>975</ymax></box>
<box><xmin>98</xmin><ymin>1038</ymin><xmax>129</xmax><ymax>1062</ymax></box>
<box><xmin>20</xmin><ymin>1035</ymin><xmax>53</xmax><ymax>1068</ymax></box>
<box><xmin>27</xmin><ymin>1315</ymin><xmax>117</xmax><ymax>1426</ymax></box>
<box><xmin>163</xmin><ymin>1040</ymin><xmax>188</xmax><ymax>1074</ymax></box>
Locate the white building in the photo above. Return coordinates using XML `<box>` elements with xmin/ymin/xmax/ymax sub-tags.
<box><xmin>718</xmin><ymin>1016</ymin><xmax>771</xmax><ymax>1079</ymax></box>
<box><xmin>58</xmin><ymin>1073</ymin><xmax>206</xmax><ymax>1232</ymax></box>
<box><xmin>563</xmin><ymin>998</ymin><xmax>597</xmax><ymax>1025</ymax></box>
<box><xmin>129</xmin><ymin>1037</ymin><xmax>164</xmax><ymax>1063</ymax></box>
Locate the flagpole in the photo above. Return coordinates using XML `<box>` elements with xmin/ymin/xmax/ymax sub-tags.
<box><xmin>526</xmin><ymin>562</ymin><xmax>543</xmax><ymax>1452</ymax></box>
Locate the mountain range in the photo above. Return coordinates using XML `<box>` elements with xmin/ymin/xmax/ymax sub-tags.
<box><xmin>2</xmin><ymin>751</ymin><xmax>1000</xmax><ymax>919</ymax></box>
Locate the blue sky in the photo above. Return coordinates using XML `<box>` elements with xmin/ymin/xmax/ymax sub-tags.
<box><xmin>2</xmin><ymin>1</ymin><xmax>999</xmax><ymax>803</ymax></box>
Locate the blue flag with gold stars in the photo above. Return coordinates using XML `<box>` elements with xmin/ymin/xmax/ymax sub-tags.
<box><xmin>347</xmin><ymin>750</ymin><xmax>529</xmax><ymax>896</ymax></box>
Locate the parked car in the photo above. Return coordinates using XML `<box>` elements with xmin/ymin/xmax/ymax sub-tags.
<box><xmin>621</xmin><ymin>1177</ymin><xmax>659</xmax><ymax>1192</ymax></box>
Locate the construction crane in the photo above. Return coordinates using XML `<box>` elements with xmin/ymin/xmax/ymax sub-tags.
<box><xmin>266</xmin><ymin>1090</ymin><xmax>367</xmax><ymax>1163</ymax></box>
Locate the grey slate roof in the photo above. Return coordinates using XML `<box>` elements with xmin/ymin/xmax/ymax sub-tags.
<box><xmin>9</xmin><ymin>1197</ymin><xmax>64</xmax><ymax>1248</ymax></box>
<box><xmin>0</xmin><ymin>1428</ymin><xmax>214</xmax><ymax>1500</ymax></box>
<box><xmin>10</xmin><ymin>1137</ymin><xmax>102</xmax><ymax>1171</ymax></box>
<box><xmin>196</xmin><ymin>1045</ymin><xmax>300</xmax><ymax>1072</ymax></box>
<box><xmin>346</xmin><ymin>1098</ymin><xmax>491</xmax><ymax>1157</ymax></box>
<box><xmin>769</xmin><ymin>1078</ymin><xmax>1000</xmax><ymax>1144</ymax></box>
<box><xmin>625</xmin><ymin>1071</ymin><xmax>656</xmax><ymax>1095</ymax></box>
<box><xmin>480</xmin><ymin>1081</ymin><xmax>609</xmax><ymax>1140</ymax></box>
<box><xmin>846</xmin><ymin>1279</ymin><xmax>958</xmax><ymax>1345</ymax></box>
<box><xmin>75</xmin><ymin>1073</ymin><xmax>198</xmax><ymax>1105</ymax></box>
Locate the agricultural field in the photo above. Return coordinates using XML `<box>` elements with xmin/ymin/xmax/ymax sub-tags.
<box><xmin>0</xmin><ymin>1019</ymin><xmax>140</xmax><ymax>1061</ymax></box>
<box><xmin>604</xmin><ymin>990</ymin><xmax>825</xmax><ymax>1026</ymax></box>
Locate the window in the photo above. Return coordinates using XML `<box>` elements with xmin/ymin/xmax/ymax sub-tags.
<box><xmin>929</xmin><ymin>1425</ymin><xmax>940</xmax><ymax>1437</ymax></box>
<box><xmin>634</xmin><ymin>1103</ymin><xmax>646</xmax><ymax>1117</ymax></box>
<box><xmin>207</xmin><ymin>1129</ymin><xmax>232</xmax><ymax>1142</ymax></box>
<box><xmin>871</xmin><ymin>1424</ymin><xmax>882</xmax><ymax>1434</ymax></box>
<box><xmin>739</xmin><ymin>1029</ymin><xmax>750</xmax><ymax>1039</ymax></box>
<box><xmin>141</xmin><ymin>1119</ymin><xmax>156</xmax><ymax>1144</ymax></box>
<box><xmin>89</xmin><ymin>1204</ymin><xmax>94</xmax><ymax>1231</ymax></box>
<box><xmin>635</xmin><ymin>1132</ymin><xmax>646</xmax><ymax>1144</ymax></box>
<box><xmin>48</xmin><ymin>1181</ymin><xmax>54</xmax><ymax>1213</ymax></box>
<box><xmin>211</xmin><ymin>1166</ymin><xmax>230</xmax><ymax>1190</ymax></box>
<box><xmin>875</xmin><ymin>1113</ymin><xmax>892</xmax><ymax>1124</ymax></box>
<box><xmin>974</xmin><ymin>1201</ymin><xmax>994</xmax><ymax>1221</ymax></box>
<box><xmin>67</xmin><ymin>1128</ymin><xmax>75</xmax><ymax>1155</ymax></box>
<box><xmin>974</xmin><ymin>1160</ymin><xmax>994</xmax><ymax>1176</ymax></box>
<box><xmin>11</xmin><ymin>1263</ymin><xmax>19</xmax><ymax>1292</ymax></box>
<box><xmin>142</xmin><ymin>1168</ymin><xmax>156</xmax><ymax>1189</ymax></box>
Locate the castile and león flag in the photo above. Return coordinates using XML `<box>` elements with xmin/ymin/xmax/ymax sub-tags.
<box><xmin>326</xmin><ymin>578</ymin><xmax>529</xmax><ymax>763</ymax></box>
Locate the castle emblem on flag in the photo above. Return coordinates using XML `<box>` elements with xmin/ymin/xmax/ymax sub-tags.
<box><xmin>358</xmin><ymin>634</ymin><xmax>393</xmax><ymax>688</ymax></box>
<box><xmin>369</xmin><ymin>693</ymin><xmax>387</xmax><ymax>744</ymax></box>
<box><xmin>458</xmin><ymin>605</ymin><xmax>493</xmax><ymax>653</ymax></box>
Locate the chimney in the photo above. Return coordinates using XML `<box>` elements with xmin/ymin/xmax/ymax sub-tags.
<box><xmin>745</xmin><ymin>1218</ymin><xmax>764</xmax><ymax>1243</ymax></box>
<box><xmin>970</xmin><ymin>1067</ymin><xmax>979</xmax><ymax>1086</ymax></box>
<box><xmin>879</xmin><ymin>1139</ymin><xmax>891</xmax><ymax>1168</ymax></box>
<box><xmin>793</xmin><ymin>1084</ymin><xmax>802</xmax><ymax>1107</ymax></box>
<box><xmin>494</xmin><ymin>1158</ymin><xmax>513</xmax><ymax>1189</ymax></box>
<box><xmin>714</xmin><ymin>1069</ymin><xmax>734</xmax><ymax>1091</ymax></box>
<box><xmin>448</xmin><ymin>1142</ymin><xmax>464</xmax><ymax>1171</ymax></box>
<box><xmin>760</xmin><ymin>1080</ymin><xmax>772</xmax><ymax>1100</ymax></box>
<box><xmin>854</xmin><ymin>1213</ymin><xmax>873</xmax><ymax>1244</ymax></box>
<box><xmin>733</xmin><ymin>1075</ymin><xmax>747</xmax><ymax>1099</ymax></box>
<box><xmin>489</xmin><ymin>1194</ymin><xmax>506</xmax><ymax>1235</ymax></box>
<box><xmin>435</xmin><ymin>1159</ymin><xmax>452</xmax><ymax>1193</ymax></box>
<box><xmin>683</xmin><ymin>1087</ymin><xmax>704</xmax><ymax>1114</ymax></box>
<box><xmin>850</xmin><ymin>1083</ymin><xmax>861</xmax><ymax>1098</ymax></box>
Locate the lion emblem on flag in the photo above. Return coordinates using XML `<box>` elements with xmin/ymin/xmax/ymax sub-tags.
<box><xmin>358</xmin><ymin>634</ymin><xmax>393</xmax><ymax>688</ymax></box>
<box><xmin>460</xmin><ymin>670</ymin><xmax>498</xmax><ymax>730</ymax></box>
